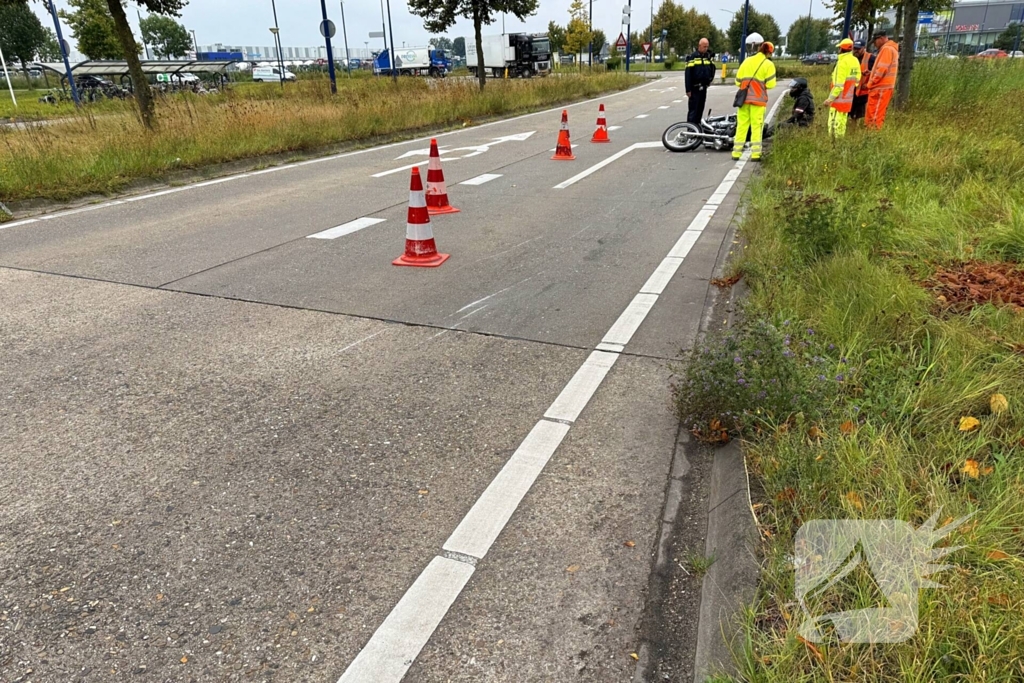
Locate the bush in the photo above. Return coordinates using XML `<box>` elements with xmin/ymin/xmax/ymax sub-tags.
<box><xmin>664</xmin><ymin>53</ymin><xmax>679</xmax><ymax>70</ymax></box>
<box><xmin>672</xmin><ymin>319</ymin><xmax>840</xmax><ymax>438</ymax></box>
<box><xmin>605</xmin><ymin>55</ymin><xmax>623</xmax><ymax>70</ymax></box>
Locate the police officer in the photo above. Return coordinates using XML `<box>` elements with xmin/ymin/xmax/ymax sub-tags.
<box><xmin>684</xmin><ymin>38</ymin><xmax>716</xmax><ymax>125</ymax></box>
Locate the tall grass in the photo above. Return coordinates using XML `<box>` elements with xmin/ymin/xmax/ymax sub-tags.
<box><xmin>706</xmin><ymin>59</ymin><xmax>1024</xmax><ymax>681</ymax></box>
<box><xmin>0</xmin><ymin>73</ymin><xmax>639</xmax><ymax>204</ymax></box>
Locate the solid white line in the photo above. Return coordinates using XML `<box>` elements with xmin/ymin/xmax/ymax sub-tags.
<box><xmin>640</xmin><ymin>256</ymin><xmax>685</xmax><ymax>295</ymax></box>
<box><xmin>635</xmin><ymin>114</ymin><xmax>649</xmax><ymax>119</ymax></box>
<box><xmin>553</xmin><ymin>144</ymin><xmax>639</xmax><ymax>190</ymax></box>
<box><xmin>38</xmin><ymin>201</ymin><xmax>123</xmax><ymax>219</ymax></box>
<box><xmin>442</xmin><ymin>420</ymin><xmax>571</xmax><ymax>559</ymax></box>
<box><xmin>0</xmin><ymin>218</ymin><xmax>39</xmax><ymax>230</ymax></box>
<box><xmin>601</xmin><ymin>293</ymin><xmax>659</xmax><ymax>346</ymax></box>
<box><xmin>336</xmin><ymin>556</ymin><xmax>474</xmax><ymax>683</ymax></box>
<box><xmin>667</xmin><ymin>229</ymin><xmax>702</xmax><ymax>259</ymax></box>
<box><xmin>372</xmin><ymin>160</ymin><xmax>429</xmax><ymax>178</ymax></box>
<box><xmin>460</xmin><ymin>173</ymin><xmax>502</xmax><ymax>186</ymax></box>
<box><xmin>307</xmin><ymin>217</ymin><xmax>386</xmax><ymax>240</ymax></box>
<box><xmin>334</xmin><ymin>94</ymin><xmax>788</xmax><ymax>683</ymax></box>
<box><xmin>543</xmin><ymin>350</ymin><xmax>619</xmax><ymax>423</ymax></box>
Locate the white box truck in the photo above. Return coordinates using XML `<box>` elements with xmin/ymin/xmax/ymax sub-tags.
<box><xmin>466</xmin><ymin>33</ymin><xmax>551</xmax><ymax>78</ymax></box>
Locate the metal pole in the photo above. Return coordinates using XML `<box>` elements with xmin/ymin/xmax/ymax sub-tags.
<box><xmin>740</xmin><ymin>0</ymin><xmax>750</xmax><ymax>61</ymax></box>
<box><xmin>138</xmin><ymin>9</ymin><xmax>152</xmax><ymax>60</ymax></box>
<box><xmin>385</xmin><ymin>0</ymin><xmax>397</xmax><ymax>82</ymax></box>
<box><xmin>45</xmin><ymin>0</ymin><xmax>80</xmax><ymax>106</ymax></box>
<box><xmin>191</xmin><ymin>30</ymin><xmax>199</xmax><ymax>59</ymax></box>
<box><xmin>378</xmin><ymin>0</ymin><xmax>388</xmax><ymax>75</ymax></box>
<box><xmin>804</xmin><ymin>0</ymin><xmax>812</xmax><ymax>56</ymax></box>
<box><xmin>270</xmin><ymin>0</ymin><xmax>285</xmax><ymax>87</ymax></box>
<box><xmin>340</xmin><ymin>1</ymin><xmax>351</xmax><ymax>75</ymax></box>
<box><xmin>319</xmin><ymin>0</ymin><xmax>337</xmax><ymax>93</ymax></box>
<box><xmin>588</xmin><ymin>0</ymin><xmax>593</xmax><ymax>70</ymax></box>
<box><xmin>649</xmin><ymin>0</ymin><xmax>653</xmax><ymax>63</ymax></box>
<box><xmin>0</xmin><ymin>44</ymin><xmax>17</xmax><ymax>108</ymax></box>
<box><xmin>1016</xmin><ymin>23</ymin><xmax>1023</xmax><ymax>53</ymax></box>
<box><xmin>626</xmin><ymin>0</ymin><xmax>632</xmax><ymax>72</ymax></box>
<box><xmin>842</xmin><ymin>0</ymin><xmax>854</xmax><ymax>40</ymax></box>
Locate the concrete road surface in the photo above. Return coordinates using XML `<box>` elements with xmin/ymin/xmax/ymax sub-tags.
<box><xmin>0</xmin><ymin>76</ymin><xmax>781</xmax><ymax>682</ymax></box>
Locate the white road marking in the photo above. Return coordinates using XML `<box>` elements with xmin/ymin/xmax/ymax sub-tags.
<box><xmin>307</xmin><ymin>217</ymin><xmax>386</xmax><ymax>240</ymax></box>
<box><xmin>460</xmin><ymin>173</ymin><xmax>503</xmax><ymax>186</ymax></box>
<box><xmin>371</xmin><ymin>160</ymin><xmax>429</xmax><ymax>178</ymax></box>
<box><xmin>442</xmin><ymin>420</ymin><xmax>571</xmax><ymax>559</ymax></box>
<box><xmin>338</xmin><ymin>329</ymin><xmax>388</xmax><ymax>353</ymax></box>
<box><xmin>38</xmin><ymin>201</ymin><xmax>124</xmax><ymax>219</ymax></box>
<box><xmin>334</xmin><ymin>92</ymin><xmax>791</xmax><ymax>683</ymax></box>
<box><xmin>607</xmin><ymin>125</ymin><xmax>623</xmax><ymax>131</ymax></box>
<box><xmin>658</xmin><ymin>106</ymin><xmax>670</xmax><ymax>109</ymax></box>
<box><xmin>667</xmin><ymin>229</ymin><xmax>702</xmax><ymax>259</ymax></box>
<box><xmin>602</xmin><ymin>292</ymin><xmax>660</xmax><ymax>346</ymax></box>
<box><xmin>672</xmin><ymin>99</ymin><xmax>683</xmax><ymax>103</ymax></box>
<box><xmin>635</xmin><ymin>114</ymin><xmax>649</xmax><ymax>119</ymax></box>
<box><xmin>640</xmin><ymin>256</ymin><xmax>685</xmax><ymax>295</ymax></box>
<box><xmin>543</xmin><ymin>350</ymin><xmax>619</xmax><ymax>423</ymax></box>
<box><xmin>0</xmin><ymin>218</ymin><xmax>39</xmax><ymax>230</ymax></box>
<box><xmin>553</xmin><ymin>141</ymin><xmax>662</xmax><ymax>190</ymax></box>
<box><xmin>336</xmin><ymin>556</ymin><xmax>474</xmax><ymax>683</ymax></box>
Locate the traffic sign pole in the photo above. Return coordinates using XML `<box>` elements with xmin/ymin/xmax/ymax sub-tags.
<box><xmin>340</xmin><ymin>0</ymin><xmax>351</xmax><ymax>76</ymax></box>
<box><xmin>319</xmin><ymin>0</ymin><xmax>337</xmax><ymax>94</ymax></box>
<box><xmin>45</xmin><ymin>0</ymin><xmax>80</xmax><ymax>106</ymax></box>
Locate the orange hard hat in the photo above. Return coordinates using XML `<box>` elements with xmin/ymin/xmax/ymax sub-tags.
<box><xmin>838</xmin><ymin>38</ymin><xmax>854</xmax><ymax>51</ymax></box>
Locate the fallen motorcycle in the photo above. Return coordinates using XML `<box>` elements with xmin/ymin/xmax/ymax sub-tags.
<box><xmin>662</xmin><ymin>110</ymin><xmax>772</xmax><ymax>153</ymax></box>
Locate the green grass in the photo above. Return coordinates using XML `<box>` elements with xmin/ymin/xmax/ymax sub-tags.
<box><xmin>688</xmin><ymin>58</ymin><xmax>1024</xmax><ymax>681</ymax></box>
<box><xmin>0</xmin><ymin>72</ymin><xmax>640</xmax><ymax>204</ymax></box>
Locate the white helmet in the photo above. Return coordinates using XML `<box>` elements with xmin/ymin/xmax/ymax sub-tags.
<box><xmin>745</xmin><ymin>32</ymin><xmax>764</xmax><ymax>45</ymax></box>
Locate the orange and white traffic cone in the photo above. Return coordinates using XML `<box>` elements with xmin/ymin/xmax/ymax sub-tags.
<box><xmin>425</xmin><ymin>138</ymin><xmax>459</xmax><ymax>215</ymax></box>
<box><xmin>392</xmin><ymin>167</ymin><xmax>450</xmax><ymax>268</ymax></box>
<box><xmin>591</xmin><ymin>104</ymin><xmax>610</xmax><ymax>143</ymax></box>
<box><xmin>552</xmin><ymin>109</ymin><xmax>575</xmax><ymax>160</ymax></box>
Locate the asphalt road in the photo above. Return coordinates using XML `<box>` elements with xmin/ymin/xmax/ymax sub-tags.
<box><xmin>0</xmin><ymin>76</ymin><xmax>782</xmax><ymax>683</ymax></box>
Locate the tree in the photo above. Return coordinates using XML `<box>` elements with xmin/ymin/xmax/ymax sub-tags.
<box><xmin>563</xmin><ymin>0</ymin><xmax>590</xmax><ymax>67</ymax></box>
<box><xmin>827</xmin><ymin>0</ymin><xmax>893</xmax><ymax>38</ymax></box>
<box><xmin>547</xmin><ymin>20</ymin><xmax>566</xmax><ymax>53</ymax></box>
<box><xmin>994</xmin><ymin>22</ymin><xmax>1022</xmax><ymax>51</ymax></box>
<box><xmin>787</xmin><ymin>16</ymin><xmax>832</xmax><ymax>55</ymax></box>
<box><xmin>430</xmin><ymin>35</ymin><xmax>454</xmax><ymax>52</ymax></box>
<box><xmin>894</xmin><ymin>0</ymin><xmax>949</xmax><ymax>107</ymax></box>
<box><xmin>590</xmin><ymin>28</ymin><xmax>606</xmax><ymax>55</ymax></box>
<box><xmin>0</xmin><ymin>1</ymin><xmax>47</xmax><ymax>84</ymax></box>
<box><xmin>60</xmin><ymin>0</ymin><xmax>125</xmax><ymax>59</ymax></box>
<box><xmin>37</xmin><ymin>28</ymin><xmax>61</xmax><ymax>61</ymax></box>
<box><xmin>726</xmin><ymin>4</ymin><xmax>781</xmax><ymax>54</ymax></box>
<box><xmin>452</xmin><ymin>35</ymin><xmax>466</xmax><ymax>57</ymax></box>
<box><xmin>408</xmin><ymin>0</ymin><xmax>540</xmax><ymax>90</ymax></box>
<box><xmin>139</xmin><ymin>13</ymin><xmax>189</xmax><ymax>58</ymax></box>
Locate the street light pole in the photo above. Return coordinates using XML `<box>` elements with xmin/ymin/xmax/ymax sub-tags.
<box><xmin>625</xmin><ymin>0</ymin><xmax>633</xmax><ymax>73</ymax></box>
<box><xmin>340</xmin><ymin>1</ymin><xmax>351</xmax><ymax>76</ymax></box>
<box><xmin>190</xmin><ymin>29</ymin><xmax>199</xmax><ymax>59</ymax></box>
<box><xmin>842</xmin><ymin>0</ymin><xmax>854</xmax><ymax>39</ymax></box>
<box><xmin>740</xmin><ymin>0</ymin><xmax>750</xmax><ymax>61</ymax></box>
<box><xmin>804</xmin><ymin>0</ymin><xmax>812</xmax><ymax>57</ymax></box>
<box><xmin>318</xmin><ymin>0</ymin><xmax>337</xmax><ymax>94</ymax></box>
<box><xmin>270</xmin><ymin>0</ymin><xmax>286</xmax><ymax>87</ymax></box>
<box><xmin>45</xmin><ymin>0</ymin><xmax>80</xmax><ymax>106</ymax></box>
<box><xmin>385</xmin><ymin>0</ymin><xmax>397</xmax><ymax>82</ymax></box>
<box><xmin>138</xmin><ymin>9</ymin><xmax>152</xmax><ymax>60</ymax></box>
<box><xmin>588</xmin><ymin>0</ymin><xmax>593</xmax><ymax>69</ymax></box>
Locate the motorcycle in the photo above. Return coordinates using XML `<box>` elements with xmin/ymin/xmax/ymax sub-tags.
<box><xmin>662</xmin><ymin>109</ymin><xmax>773</xmax><ymax>153</ymax></box>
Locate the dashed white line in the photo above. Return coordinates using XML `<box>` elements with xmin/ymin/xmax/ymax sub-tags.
<box><xmin>640</xmin><ymin>256</ymin><xmax>685</xmax><ymax>295</ymax></box>
<box><xmin>607</xmin><ymin>125</ymin><xmax>623</xmax><ymax>132</ymax></box>
<box><xmin>672</xmin><ymin>99</ymin><xmax>683</xmax><ymax>103</ymax></box>
<box><xmin>635</xmin><ymin>114</ymin><xmax>649</xmax><ymax>119</ymax></box>
<box><xmin>658</xmin><ymin>106</ymin><xmax>670</xmax><ymax>109</ymax></box>
<box><xmin>307</xmin><ymin>217</ymin><xmax>386</xmax><ymax>240</ymax></box>
<box><xmin>601</xmin><ymin>292</ymin><xmax>660</xmax><ymax>346</ymax></box>
<box><xmin>460</xmin><ymin>173</ymin><xmax>502</xmax><ymax>186</ymax></box>
<box><xmin>553</xmin><ymin>141</ymin><xmax>662</xmax><ymax>190</ymax></box>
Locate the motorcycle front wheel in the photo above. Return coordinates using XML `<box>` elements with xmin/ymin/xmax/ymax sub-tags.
<box><xmin>662</xmin><ymin>122</ymin><xmax>703</xmax><ymax>152</ymax></box>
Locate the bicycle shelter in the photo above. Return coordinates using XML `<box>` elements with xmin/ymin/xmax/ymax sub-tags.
<box><xmin>33</xmin><ymin>59</ymin><xmax>238</xmax><ymax>92</ymax></box>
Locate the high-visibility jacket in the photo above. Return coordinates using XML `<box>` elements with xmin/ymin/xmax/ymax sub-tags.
<box><xmin>829</xmin><ymin>52</ymin><xmax>861</xmax><ymax>113</ymax></box>
<box><xmin>867</xmin><ymin>39</ymin><xmax>899</xmax><ymax>92</ymax></box>
<box><xmin>684</xmin><ymin>50</ymin><xmax>716</xmax><ymax>92</ymax></box>
<box><xmin>856</xmin><ymin>51</ymin><xmax>873</xmax><ymax>95</ymax></box>
<box><xmin>734</xmin><ymin>54</ymin><xmax>777</xmax><ymax>107</ymax></box>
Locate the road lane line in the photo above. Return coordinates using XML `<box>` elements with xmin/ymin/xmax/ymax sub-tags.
<box><xmin>442</xmin><ymin>420</ymin><xmax>572</xmax><ymax>559</ymax></box>
<box><xmin>658</xmin><ymin>106</ymin><xmax>670</xmax><ymax>109</ymax></box>
<box><xmin>672</xmin><ymin>99</ymin><xmax>683</xmax><ymax>103</ymax></box>
<box><xmin>460</xmin><ymin>173</ymin><xmax>502</xmax><ymax>186</ymax></box>
<box><xmin>640</xmin><ymin>256</ymin><xmax>686</xmax><ymax>295</ymax></box>
<box><xmin>335</xmin><ymin>93</ymin><xmax>789</xmax><ymax>683</ymax></box>
<box><xmin>543</xmin><ymin>350</ymin><xmax>619</xmax><ymax>423</ymax></box>
<box><xmin>635</xmin><ymin>114</ymin><xmax>649</xmax><ymax>118</ymax></box>
<box><xmin>307</xmin><ymin>217</ymin><xmax>385</xmax><ymax>240</ymax></box>
<box><xmin>601</xmin><ymin>292</ymin><xmax>660</xmax><ymax>346</ymax></box>
<box><xmin>336</xmin><ymin>556</ymin><xmax>474</xmax><ymax>683</ymax></box>
<box><xmin>372</xmin><ymin>160</ymin><xmax>429</xmax><ymax>178</ymax></box>
<box><xmin>553</xmin><ymin>141</ymin><xmax>662</xmax><ymax>190</ymax></box>
<box><xmin>38</xmin><ymin>201</ymin><xmax>124</xmax><ymax>219</ymax></box>
<box><xmin>668</xmin><ymin>229</ymin><xmax>702</xmax><ymax>259</ymax></box>
<box><xmin>0</xmin><ymin>218</ymin><xmax>39</xmax><ymax>230</ymax></box>
<box><xmin>607</xmin><ymin>125</ymin><xmax>623</xmax><ymax>131</ymax></box>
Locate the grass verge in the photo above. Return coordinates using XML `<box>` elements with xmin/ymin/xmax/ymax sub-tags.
<box><xmin>675</xmin><ymin>59</ymin><xmax>1024</xmax><ymax>680</ymax></box>
<box><xmin>0</xmin><ymin>72</ymin><xmax>640</xmax><ymax>204</ymax></box>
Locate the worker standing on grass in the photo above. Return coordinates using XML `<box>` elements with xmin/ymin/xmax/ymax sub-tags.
<box><xmin>865</xmin><ymin>30</ymin><xmax>899</xmax><ymax>129</ymax></box>
<box><xmin>732</xmin><ymin>36</ymin><xmax>777</xmax><ymax>161</ymax></box>
<box><xmin>823</xmin><ymin>38</ymin><xmax>861</xmax><ymax>138</ymax></box>
<box><xmin>685</xmin><ymin>38</ymin><xmax>716</xmax><ymax>125</ymax></box>
<box><xmin>850</xmin><ymin>40</ymin><xmax>873</xmax><ymax>120</ymax></box>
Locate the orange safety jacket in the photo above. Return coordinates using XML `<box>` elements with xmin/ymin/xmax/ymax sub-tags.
<box><xmin>856</xmin><ymin>51</ymin><xmax>871</xmax><ymax>95</ymax></box>
<box><xmin>867</xmin><ymin>39</ymin><xmax>899</xmax><ymax>92</ymax></box>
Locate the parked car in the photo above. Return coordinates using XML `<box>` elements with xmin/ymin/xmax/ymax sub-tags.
<box><xmin>1009</xmin><ymin>50</ymin><xmax>1024</xmax><ymax>58</ymax></box>
<box><xmin>252</xmin><ymin>65</ymin><xmax>297</xmax><ymax>81</ymax></box>
<box><xmin>970</xmin><ymin>49</ymin><xmax>1008</xmax><ymax>59</ymax></box>
<box><xmin>801</xmin><ymin>52</ymin><xmax>835</xmax><ymax>65</ymax></box>
<box><xmin>75</xmin><ymin>75</ymin><xmax>115</xmax><ymax>88</ymax></box>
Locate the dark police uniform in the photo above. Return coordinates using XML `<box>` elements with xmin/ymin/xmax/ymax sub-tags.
<box><xmin>684</xmin><ymin>50</ymin><xmax>716</xmax><ymax>124</ymax></box>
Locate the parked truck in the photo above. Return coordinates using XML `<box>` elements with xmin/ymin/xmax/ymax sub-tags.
<box><xmin>373</xmin><ymin>47</ymin><xmax>451</xmax><ymax>77</ymax></box>
<box><xmin>465</xmin><ymin>33</ymin><xmax>552</xmax><ymax>78</ymax></box>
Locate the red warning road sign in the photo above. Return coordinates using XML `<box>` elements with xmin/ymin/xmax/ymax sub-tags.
<box><xmin>615</xmin><ymin>33</ymin><xmax>627</xmax><ymax>52</ymax></box>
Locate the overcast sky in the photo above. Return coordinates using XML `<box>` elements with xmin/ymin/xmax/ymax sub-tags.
<box><xmin>33</xmin><ymin>0</ymin><xmax>834</xmax><ymax>55</ymax></box>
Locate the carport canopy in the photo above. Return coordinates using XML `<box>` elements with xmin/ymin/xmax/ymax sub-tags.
<box><xmin>33</xmin><ymin>59</ymin><xmax>237</xmax><ymax>78</ymax></box>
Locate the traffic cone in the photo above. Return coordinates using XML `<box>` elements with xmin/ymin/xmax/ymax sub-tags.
<box><xmin>552</xmin><ymin>110</ymin><xmax>575</xmax><ymax>160</ymax></box>
<box><xmin>425</xmin><ymin>138</ymin><xmax>459</xmax><ymax>215</ymax></box>
<box><xmin>392</xmin><ymin>167</ymin><xmax>450</xmax><ymax>268</ymax></box>
<box><xmin>591</xmin><ymin>104</ymin><xmax>610</xmax><ymax>143</ymax></box>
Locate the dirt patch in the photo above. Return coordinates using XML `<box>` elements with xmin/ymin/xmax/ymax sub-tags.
<box><xmin>927</xmin><ymin>261</ymin><xmax>1024</xmax><ymax>312</ymax></box>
